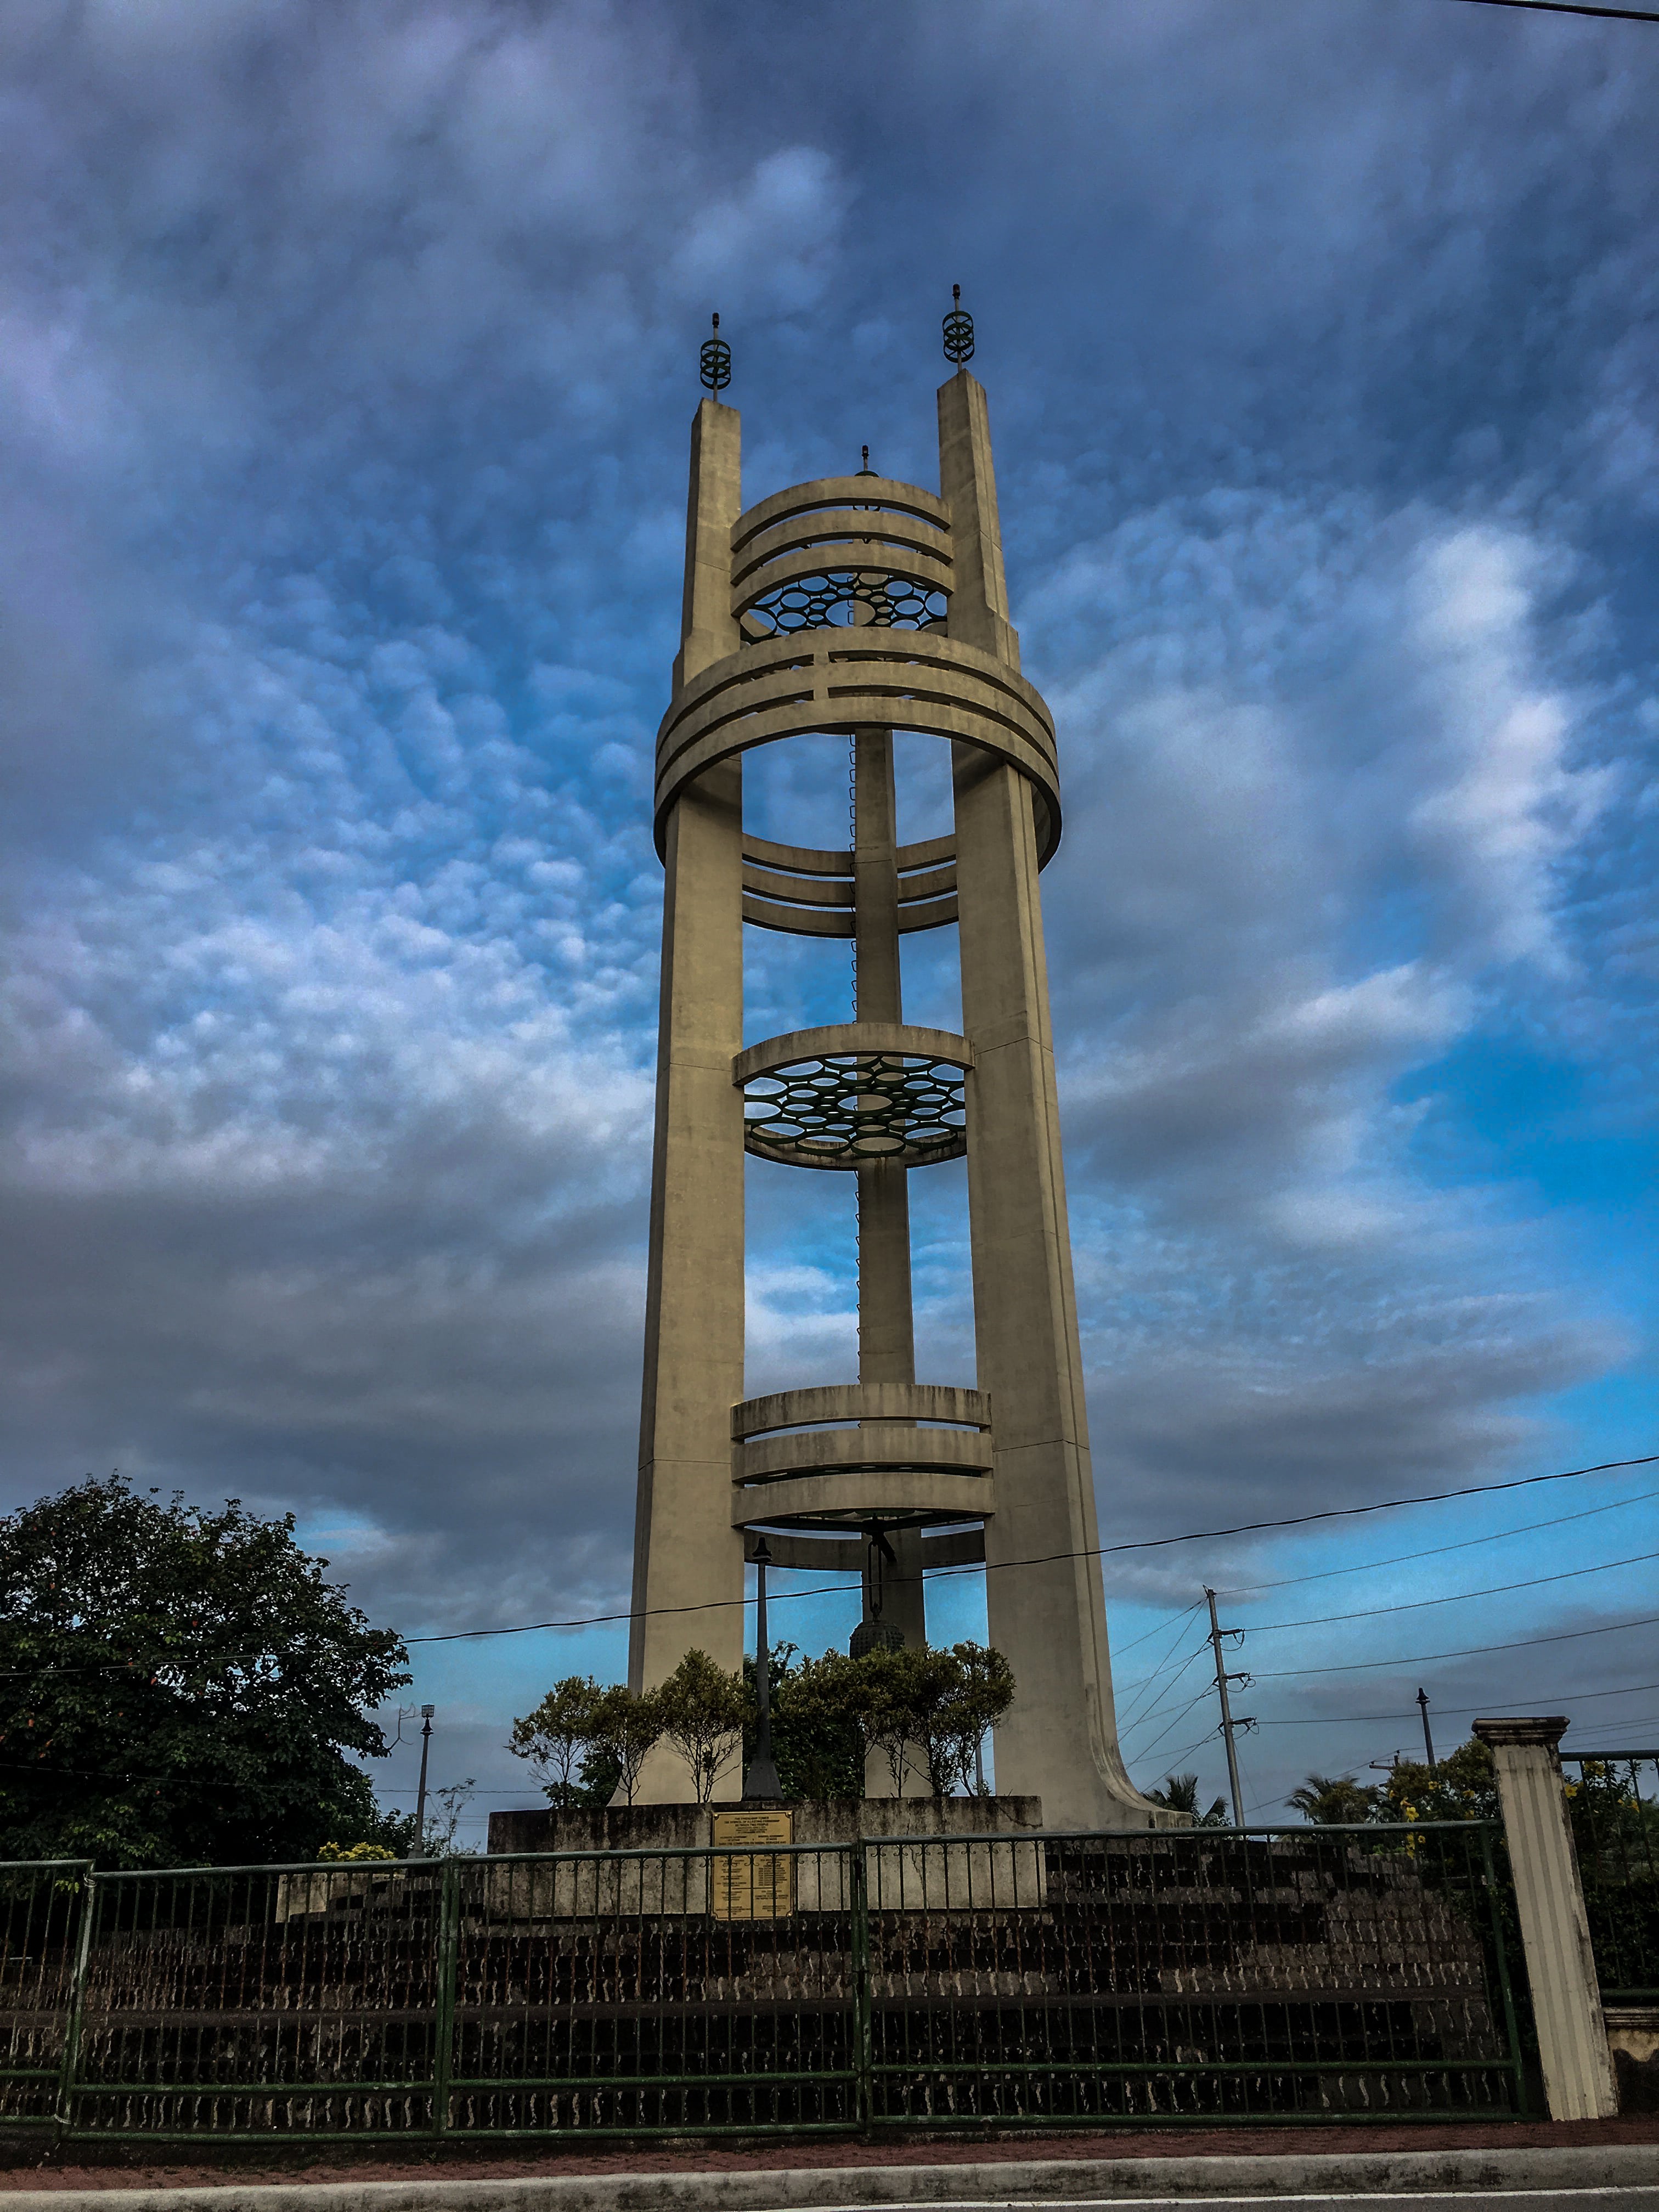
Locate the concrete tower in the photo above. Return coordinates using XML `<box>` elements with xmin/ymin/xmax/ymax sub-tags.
<box><xmin>628</xmin><ymin>315</ymin><xmax>1159</xmax><ymax>1827</ymax></box>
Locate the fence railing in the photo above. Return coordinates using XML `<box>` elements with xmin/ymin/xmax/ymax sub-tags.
<box><xmin>1562</xmin><ymin>1751</ymin><xmax>1659</xmax><ymax>2004</ymax></box>
<box><xmin>1</xmin><ymin>1823</ymin><xmax>1527</xmax><ymax>2140</ymax></box>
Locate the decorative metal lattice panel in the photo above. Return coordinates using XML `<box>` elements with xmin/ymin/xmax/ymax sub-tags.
<box><xmin>741</xmin><ymin>569</ymin><xmax>947</xmax><ymax>640</ymax></box>
<box><xmin>741</xmin><ymin>1049</ymin><xmax>966</xmax><ymax>1169</ymax></box>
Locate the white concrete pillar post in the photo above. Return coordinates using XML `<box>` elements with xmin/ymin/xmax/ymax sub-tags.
<box><xmin>1475</xmin><ymin>1716</ymin><xmax>1618</xmax><ymax>2119</ymax></box>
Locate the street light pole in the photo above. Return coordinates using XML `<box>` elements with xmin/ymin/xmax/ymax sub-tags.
<box><xmin>743</xmin><ymin>1539</ymin><xmax>782</xmax><ymax>1801</ymax></box>
<box><xmin>1417</xmin><ymin>1687</ymin><xmax>1437</xmax><ymax>1771</ymax></box>
<box><xmin>414</xmin><ymin>1703</ymin><xmax>435</xmax><ymax>1853</ymax></box>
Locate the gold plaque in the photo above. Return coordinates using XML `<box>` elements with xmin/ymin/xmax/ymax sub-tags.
<box><xmin>710</xmin><ymin>1808</ymin><xmax>794</xmax><ymax>1920</ymax></box>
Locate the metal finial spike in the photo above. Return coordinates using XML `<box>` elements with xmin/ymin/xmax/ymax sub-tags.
<box><xmin>943</xmin><ymin>285</ymin><xmax>974</xmax><ymax>367</ymax></box>
<box><xmin>700</xmin><ymin>313</ymin><xmax>731</xmax><ymax>393</ymax></box>
<box><xmin>858</xmin><ymin>443</ymin><xmax>875</xmax><ymax>477</ymax></box>
<box><xmin>953</xmin><ymin>284</ymin><xmax>961</xmax><ymax>305</ymax></box>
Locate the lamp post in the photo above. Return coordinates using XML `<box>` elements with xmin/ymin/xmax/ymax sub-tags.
<box><xmin>414</xmin><ymin>1703</ymin><xmax>435</xmax><ymax>1853</ymax></box>
<box><xmin>743</xmin><ymin>1539</ymin><xmax>782</xmax><ymax>1801</ymax></box>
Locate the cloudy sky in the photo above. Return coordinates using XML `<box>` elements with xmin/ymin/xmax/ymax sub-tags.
<box><xmin>3</xmin><ymin>0</ymin><xmax>1656</xmax><ymax>1837</ymax></box>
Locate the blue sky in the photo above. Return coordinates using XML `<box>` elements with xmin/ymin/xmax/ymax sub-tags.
<box><xmin>1</xmin><ymin>0</ymin><xmax>1655</xmax><ymax>1840</ymax></box>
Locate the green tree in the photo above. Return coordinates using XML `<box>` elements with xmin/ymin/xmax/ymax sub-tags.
<box><xmin>758</xmin><ymin>1647</ymin><xmax>864</xmax><ymax>1801</ymax></box>
<box><xmin>1378</xmin><ymin>1737</ymin><xmax>1497</xmax><ymax>1825</ymax></box>
<box><xmin>1288</xmin><ymin>1771</ymin><xmax>1381</xmax><ymax>1825</ymax></box>
<box><xmin>421</xmin><ymin>1777</ymin><xmax>478</xmax><ymax>1856</ymax></box>
<box><xmin>658</xmin><ymin>1650</ymin><xmax>748</xmax><ymax>1804</ymax></box>
<box><xmin>509</xmin><ymin>1675</ymin><xmax>608</xmax><ymax>1807</ymax></box>
<box><xmin>903</xmin><ymin>1643</ymin><xmax>1014</xmax><ymax>1797</ymax></box>
<box><xmin>0</xmin><ymin>1474</ymin><xmax>409</xmax><ymax>1868</ymax></box>
<box><xmin>587</xmin><ymin>1684</ymin><xmax>662</xmax><ymax>1807</ymax></box>
<box><xmin>772</xmin><ymin>1641</ymin><xmax>1015</xmax><ymax>1800</ymax></box>
<box><xmin>1149</xmin><ymin>1772</ymin><xmax>1231</xmax><ymax>1826</ymax></box>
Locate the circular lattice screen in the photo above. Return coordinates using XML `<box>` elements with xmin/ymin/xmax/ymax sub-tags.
<box><xmin>741</xmin><ymin>1049</ymin><xmax>967</xmax><ymax>1170</ymax></box>
<box><xmin>741</xmin><ymin>568</ymin><xmax>947</xmax><ymax>641</ymax></box>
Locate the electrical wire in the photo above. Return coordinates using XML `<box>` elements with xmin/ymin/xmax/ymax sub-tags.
<box><xmin>1118</xmin><ymin>1644</ymin><xmax>1212</xmax><ymax>1743</ymax></box>
<box><xmin>7</xmin><ymin>1452</ymin><xmax>1654</xmax><ymax>1675</ymax></box>
<box><xmin>1252</xmin><ymin>1608</ymin><xmax>1659</xmax><ymax>1679</ymax></box>
<box><xmin>1215</xmin><ymin>1484</ymin><xmax>1659</xmax><ymax>1599</ymax></box>
<box><xmin>1452</xmin><ymin>0</ymin><xmax>1659</xmax><ymax>20</ymax></box>
<box><xmin>1111</xmin><ymin>1596</ymin><xmax>1205</xmax><ymax>1658</ymax></box>
<box><xmin>1228</xmin><ymin>1546</ymin><xmax>1659</xmax><ymax>1637</ymax></box>
<box><xmin>1124</xmin><ymin>1684</ymin><xmax>1216</xmax><ymax>1765</ymax></box>
<box><xmin>1112</xmin><ymin>1610</ymin><xmax>1209</xmax><ymax>1727</ymax></box>
<box><xmin>1250</xmin><ymin>1678</ymin><xmax>1659</xmax><ymax>1725</ymax></box>
<box><xmin>400</xmin><ymin>1448</ymin><xmax>1659</xmax><ymax>1644</ymax></box>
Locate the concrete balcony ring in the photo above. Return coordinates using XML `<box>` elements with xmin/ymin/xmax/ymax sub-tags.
<box><xmin>731</xmin><ymin>523</ymin><xmax>953</xmax><ymax>607</ymax></box>
<box><xmin>734</xmin><ymin>1022</ymin><xmax>972</xmax><ymax>1171</ymax></box>
<box><xmin>734</xmin><ymin>1425</ymin><xmax>994</xmax><ymax>1487</ymax></box>
<box><xmin>731</xmin><ymin>476</ymin><xmax>950</xmax><ymax>557</ymax></box>
<box><xmin>730</xmin><ymin>1470</ymin><xmax>996</xmax><ymax>1533</ymax></box>
<box><xmin>653</xmin><ymin>634</ymin><xmax>1060</xmax><ymax>864</ymax></box>
<box><xmin>732</xmin><ymin>1382</ymin><xmax>990</xmax><ymax>1439</ymax></box>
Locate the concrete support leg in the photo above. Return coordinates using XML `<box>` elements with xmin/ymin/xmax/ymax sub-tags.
<box><xmin>953</xmin><ymin>743</ymin><xmax>1151</xmax><ymax>1829</ymax></box>
<box><xmin>1475</xmin><ymin>1717</ymin><xmax>1618</xmax><ymax>2118</ymax></box>
<box><xmin>855</xmin><ymin>728</ymin><xmax>928</xmax><ymax>1794</ymax></box>
<box><xmin>629</xmin><ymin>396</ymin><xmax>746</xmax><ymax>1805</ymax></box>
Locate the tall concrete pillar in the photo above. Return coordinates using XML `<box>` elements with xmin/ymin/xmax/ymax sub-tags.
<box><xmin>629</xmin><ymin>398</ymin><xmax>747</xmax><ymax>1803</ymax></box>
<box><xmin>1475</xmin><ymin>1717</ymin><xmax>1618</xmax><ymax>2119</ymax></box>
<box><xmin>854</xmin><ymin>727</ymin><xmax>925</xmax><ymax>1666</ymax></box>
<box><xmin>941</xmin><ymin>370</ymin><xmax>1146</xmax><ymax>1827</ymax></box>
<box><xmin>632</xmin><ymin>329</ymin><xmax>1164</xmax><ymax>1824</ymax></box>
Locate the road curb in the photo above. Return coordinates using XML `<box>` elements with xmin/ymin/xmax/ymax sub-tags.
<box><xmin>7</xmin><ymin>2142</ymin><xmax>1659</xmax><ymax>2211</ymax></box>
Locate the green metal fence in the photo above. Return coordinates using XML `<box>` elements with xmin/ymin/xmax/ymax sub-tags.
<box><xmin>1563</xmin><ymin>1751</ymin><xmax>1659</xmax><ymax>2004</ymax></box>
<box><xmin>1</xmin><ymin>1823</ymin><xmax>1527</xmax><ymax>2141</ymax></box>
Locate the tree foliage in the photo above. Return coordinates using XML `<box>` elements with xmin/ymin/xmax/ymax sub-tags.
<box><xmin>509</xmin><ymin>1676</ymin><xmax>609</xmax><ymax>1807</ymax></box>
<box><xmin>1148</xmin><ymin>1771</ymin><xmax>1231</xmax><ymax>1826</ymax></box>
<box><xmin>1288</xmin><ymin>1740</ymin><xmax>1499</xmax><ymax>1827</ymax></box>
<box><xmin>589</xmin><ymin>1684</ymin><xmax>663</xmax><ymax>1807</ymax></box>
<box><xmin>1286</xmin><ymin>1771</ymin><xmax>1382</xmax><ymax>1825</ymax></box>
<box><xmin>510</xmin><ymin>1637</ymin><xmax>1017</xmax><ymax>1811</ymax></box>
<box><xmin>0</xmin><ymin>1475</ymin><xmax>410</xmax><ymax>1868</ymax></box>
<box><xmin>772</xmin><ymin>1640</ymin><xmax>1012</xmax><ymax>1799</ymax></box>
<box><xmin>658</xmin><ymin>1650</ymin><xmax>747</xmax><ymax>1805</ymax></box>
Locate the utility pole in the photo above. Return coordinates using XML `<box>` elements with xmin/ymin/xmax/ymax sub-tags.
<box><xmin>1417</xmin><ymin>1686</ymin><xmax>1437</xmax><ymax>1770</ymax></box>
<box><xmin>414</xmin><ymin>1703</ymin><xmax>435</xmax><ymax>1854</ymax></box>
<box><xmin>742</xmin><ymin>1539</ymin><xmax>782</xmax><ymax>1800</ymax></box>
<box><xmin>1204</xmin><ymin>1588</ymin><xmax>1253</xmax><ymax>1829</ymax></box>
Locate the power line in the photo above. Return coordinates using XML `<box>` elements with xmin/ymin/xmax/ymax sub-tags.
<box><xmin>402</xmin><ymin>1449</ymin><xmax>1659</xmax><ymax>1644</ymax></box>
<box><xmin>1250</xmin><ymin>1677</ymin><xmax>1659</xmax><ymax>1725</ymax></box>
<box><xmin>1233</xmin><ymin>1546</ymin><xmax>1659</xmax><ymax>1637</ymax></box>
<box><xmin>1113</xmin><ymin>1596</ymin><xmax>1205</xmax><ymax>1658</ymax></box>
<box><xmin>1452</xmin><ymin>0</ymin><xmax>1659</xmax><ymax>20</ymax></box>
<box><xmin>7</xmin><ymin>1451</ymin><xmax>1654</xmax><ymax>1672</ymax></box>
<box><xmin>1216</xmin><ymin>1483</ymin><xmax>1659</xmax><ymax>1599</ymax></box>
<box><xmin>1126</xmin><ymin>1685</ymin><xmax>1216</xmax><ymax>1765</ymax></box>
<box><xmin>1118</xmin><ymin>1644</ymin><xmax>1210</xmax><ymax>1736</ymax></box>
<box><xmin>1252</xmin><ymin>1607</ymin><xmax>1659</xmax><ymax>1679</ymax></box>
<box><xmin>1113</xmin><ymin>1548</ymin><xmax>1658</xmax><ymax>1698</ymax></box>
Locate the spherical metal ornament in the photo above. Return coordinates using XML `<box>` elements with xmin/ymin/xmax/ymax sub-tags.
<box><xmin>942</xmin><ymin>284</ymin><xmax>974</xmax><ymax>367</ymax></box>
<box><xmin>699</xmin><ymin>312</ymin><xmax>731</xmax><ymax>393</ymax></box>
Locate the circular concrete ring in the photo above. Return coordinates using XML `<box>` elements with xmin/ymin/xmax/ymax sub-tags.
<box><xmin>654</xmin><ymin>634</ymin><xmax>1060</xmax><ymax>864</ymax></box>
